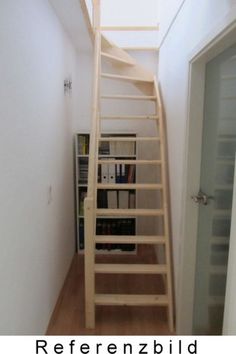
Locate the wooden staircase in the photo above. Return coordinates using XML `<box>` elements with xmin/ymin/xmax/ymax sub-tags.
<box><xmin>84</xmin><ymin>0</ymin><xmax>174</xmax><ymax>332</ymax></box>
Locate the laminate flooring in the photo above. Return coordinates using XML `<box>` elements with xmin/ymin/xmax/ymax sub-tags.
<box><xmin>47</xmin><ymin>246</ymin><xmax>171</xmax><ymax>335</ymax></box>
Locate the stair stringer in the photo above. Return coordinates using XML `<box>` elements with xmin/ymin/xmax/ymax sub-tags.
<box><xmin>153</xmin><ymin>78</ymin><xmax>175</xmax><ymax>332</ymax></box>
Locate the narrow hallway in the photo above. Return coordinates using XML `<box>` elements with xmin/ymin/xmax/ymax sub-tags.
<box><xmin>47</xmin><ymin>246</ymin><xmax>170</xmax><ymax>335</ymax></box>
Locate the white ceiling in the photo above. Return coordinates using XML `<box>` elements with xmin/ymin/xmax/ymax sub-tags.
<box><xmin>100</xmin><ymin>0</ymin><xmax>159</xmax><ymax>26</ymax></box>
<box><xmin>49</xmin><ymin>0</ymin><xmax>160</xmax><ymax>49</ymax></box>
<box><xmin>48</xmin><ymin>0</ymin><xmax>92</xmax><ymax>53</ymax></box>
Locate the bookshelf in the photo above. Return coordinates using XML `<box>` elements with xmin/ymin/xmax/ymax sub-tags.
<box><xmin>75</xmin><ymin>132</ymin><xmax>137</xmax><ymax>253</ymax></box>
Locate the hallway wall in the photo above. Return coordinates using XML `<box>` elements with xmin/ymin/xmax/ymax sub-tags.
<box><xmin>0</xmin><ymin>0</ymin><xmax>80</xmax><ymax>334</ymax></box>
<box><xmin>72</xmin><ymin>51</ymin><xmax>159</xmax><ymax>133</ymax></box>
<box><xmin>158</xmin><ymin>0</ymin><xmax>236</xmax><ymax>330</ymax></box>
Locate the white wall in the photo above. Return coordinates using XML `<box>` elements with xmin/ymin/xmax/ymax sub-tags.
<box><xmin>158</xmin><ymin>0</ymin><xmax>236</xmax><ymax>331</ymax></box>
<box><xmin>158</xmin><ymin>0</ymin><xmax>185</xmax><ymax>44</ymax></box>
<box><xmin>49</xmin><ymin>0</ymin><xmax>92</xmax><ymax>52</ymax></box>
<box><xmin>72</xmin><ymin>51</ymin><xmax>159</xmax><ymax>133</ymax></box>
<box><xmin>0</xmin><ymin>0</ymin><xmax>80</xmax><ymax>334</ymax></box>
<box><xmin>101</xmin><ymin>0</ymin><xmax>159</xmax><ymax>26</ymax></box>
<box><xmin>101</xmin><ymin>0</ymin><xmax>159</xmax><ymax>47</ymax></box>
<box><xmin>72</xmin><ymin>53</ymin><xmax>93</xmax><ymax>133</ymax></box>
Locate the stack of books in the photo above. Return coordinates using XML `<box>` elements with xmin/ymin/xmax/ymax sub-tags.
<box><xmin>78</xmin><ymin>158</ymin><xmax>88</xmax><ymax>184</ymax></box>
<box><xmin>96</xmin><ymin>219</ymin><xmax>135</xmax><ymax>251</ymax></box>
<box><xmin>78</xmin><ymin>135</ymin><xmax>89</xmax><ymax>155</ymax></box>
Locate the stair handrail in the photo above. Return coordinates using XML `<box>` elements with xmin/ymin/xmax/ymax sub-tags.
<box><xmin>154</xmin><ymin>79</ymin><xmax>174</xmax><ymax>332</ymax></box>
<box><xmin>80</xmin><ymin>0</ymin><xmax>95</xmax><ymax>42</ymax></box>
<box><xmin>84</xmin><ymin>0</ymin><xmax>100</xmax><ymax>328</ymax></box>
<box><xmin>86</xmin><ymin>6</ymin><xmax>100</xmax><ymax>200</ymax></box>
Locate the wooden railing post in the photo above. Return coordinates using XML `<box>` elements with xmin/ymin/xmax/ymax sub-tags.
<box><xmin>84</xmin><ymin>0</ymin><xmax>101</xmax><ymax>329</ymax></box>
<box><xmin>93</xmin><ymin>0</ymin><xmax>100</xmax><ymax>29</ymax></box>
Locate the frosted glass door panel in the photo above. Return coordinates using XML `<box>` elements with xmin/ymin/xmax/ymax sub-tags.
<box><xmin>193</xmin><ymin>44</ymin><xmax>236</xmax><ymax>334</ymax></box>
<box><xmin>223</xmin><ymin>155</ymin><xmax>236</xmax><ymax>334</ymax></box>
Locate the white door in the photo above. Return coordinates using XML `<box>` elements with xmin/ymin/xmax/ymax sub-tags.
<box><xmin>192</xmin><ymin>44</ymin><xmax>236</xmax><ymax>334</ymax></box>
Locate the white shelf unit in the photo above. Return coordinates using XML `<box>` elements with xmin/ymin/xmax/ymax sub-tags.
<box><xmin>75</xmin><ymin>132</ymin><xmax>138</xmax><ymax>254</ymax></box>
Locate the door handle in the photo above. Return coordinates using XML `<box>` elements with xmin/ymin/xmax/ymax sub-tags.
<box><xmin>191</xmin><ymin>191</ymin><xmax>214</xmax><ymax>206</ymax></box>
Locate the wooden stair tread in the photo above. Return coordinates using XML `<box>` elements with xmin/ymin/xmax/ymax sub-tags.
<box><xmin>95</xmin><ymin>235</ymin><xmax>166</xmax><ymax>244</ymax></box>
<box><xmin>101</xmin><ymin>34</ymin><xmax>115</xmax><ymax>49</ymax></box>
<box><xmin>99</xmin><ymin>137</ymin><xmax>160</xmax><ymax>142</ymax></box>
<box><xmin>101</xmin><ymin>72</ymin><xmax>154</xmax><ymax>83</ymax></box>
<box><xmin>95</xmin><ymin>263</ymin><xmax>167</xmax><ymax>274</ymax></box>
<box><xmin>101</xmin><ymin>52</ymin><xmax>135</xmax><ymax>66</ymax></box>
<box><xmin>96</xmin><ymin>183</ymin><xmax>163</xmax><ymax>190</ymax></box>
<box><xmin>100</xmin><ymin>115</ymin><xmax>159</xmax><ymax>120</ymax></box>
<box><xmin>101</xmin><ymin>25</ymin><xmax>160</xmax><ymax>31</ymax></box>
<box><xmin>122</xmin><ymin>46</ymin><xmax>159</xmax><ymax>52</ymax></box>
<box><xmin>95</xmin><ymin>294</ymin><xmax>168</xmax><ymax>306</ymax></box>
<box><xmin>96</xmin><ymin>209</ymin><xmax>164</xmax><ymax>216</ymax></box>
<box><xmin>101</xmin><ymin>94</ymin><xmax>156</xmax><ymax>101</ymax></box>
<box><xmin>97</xmin><ymin>159</ymin><xmax>162</xmax><ymax>165</ymax></box>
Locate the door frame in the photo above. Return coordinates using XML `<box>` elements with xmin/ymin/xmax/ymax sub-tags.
<box><xmin>177</xmin><ymin>8</ymin><xmax>236</xmax><ymax>334</ymax></box>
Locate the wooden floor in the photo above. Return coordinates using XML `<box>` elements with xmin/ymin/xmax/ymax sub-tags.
<box><xmin>47</xmin><ymin>246</ymin><xmax>171</xmax><ymax>335</ymax></box>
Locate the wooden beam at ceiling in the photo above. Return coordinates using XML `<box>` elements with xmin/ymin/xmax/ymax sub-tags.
<box><xmin>101</xmin><ymin>25</ymin><xmax>159</xmax><ymax>31</ymax></box>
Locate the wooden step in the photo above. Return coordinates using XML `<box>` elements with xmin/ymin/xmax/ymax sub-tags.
<box><xmin>95</xmin><ymin>235</ymin><xmax>166</xmax><ymax>244</ymax></box>
<box><xmin>95</xmin><ymin>263</ymin><xmax>167</xmax><ymax>274</ymax></box>
<box><xmin>101</xmin><ymin>25</ymin><xmax>160</xmax><ymax>31</ymax></box>
<box><xmin>99</xmin><ymin>137</ymin><xmax>160</xmax><ymax>142</ymax></box>
<box><xmin>101</xmin><ymin>52</ymin><xmax>135</xmax><ymax>66</ymax></box>
<box><xmin>100</xmin><ymin>115</ymin><xmax>159</xmax><ymax>120</ymax></box>
<box><xmin>101</xmin><ymin>34</ymin><xmax>113</xmax><ymax>48</ymax></box>
<box><xmin>122</xmin><ymin>46</ymin><xmax>159</xmax><ymax>52</ymax></box>
<box><xmin>96</xmin><ymin>209</ymin><xmax>164</xmax><ymax>216</ymax></box>
<box><xmin>101</xmin><ymin>95</ymin><xmax>156</xmax><ymax>101</ymax></box>
<box><xmin>101</xmin><ymin>73</ymin><xmax>154</xmax><ymax>83</ymax></box>
<box><xmin>97</xmin><ymin>183</ymin><xmax>163</xmax><ymax>190</ymax></box>
<box><xmin>95</xmin><ymin>294</ymin><xmax>168</xmax><ymax>306</ymax></box>
<box><xmin>97</xmin><ymin>159</ymin><xmax>162</xmax><ymax>165</ymax></box>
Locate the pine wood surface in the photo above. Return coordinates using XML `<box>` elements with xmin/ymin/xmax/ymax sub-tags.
<box><xmin>100</xmin><ymin>26</ymin><xmax>159</xmax><ymax>31</ymax></box>
<box><xmin>101</xmin><ymin>72</ymin><xmax>154</xmax><ymax>83</ymax></box>
<box><xmin>77</xmin><ymin>2</ymin><xmax>174</xmax><ymax>332</ymax></box>
<box><xmin>47</xmin><ymin>246</ymin><xmax>171</xmax><ymax>335</ymax></box>
<box><xmin>101</xmin><ymin>52</ymin><xmax>135</xmax><ymax>66</ymax></box>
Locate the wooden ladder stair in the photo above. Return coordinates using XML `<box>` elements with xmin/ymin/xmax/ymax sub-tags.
<box><xmin>84</xmin><ymin>0</ymin><xmax>174</xmax><ymax>333</ymax></box>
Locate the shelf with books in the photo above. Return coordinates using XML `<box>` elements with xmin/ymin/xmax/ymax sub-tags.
<box><xmin>98</xmin><ymin>155</ymin><xmax>136</xmax><ymax>158</ymax></box>
<box><xmin>77</xmin><ymin>134</ymin><xmax>90</xmax><ymax>155</ymax></box>
<box><xmin>96</xmin><ymin>218</ymin><xmax>135</xmax><ymax>252</ymax></box>
<box><xmin>77</xmin><ymin>157</ymin><xmax>88</xmax><ymax>185</ymax></box>
<box><xmin>98</xmin><ymin>159</ymin><xmax>136</xmax><ymax>184</ymax></box>
<box><xmin>99</xmin><ymin>134</ymin><xmax>136</xmax><ymax>156</ymax></box>
<box><xmin>76</xmin><ymin>217</ymin><xmax>136</xmax><ymax>252</ymax></box>
<box><xmin>78</xmin><ymin>187</ymin><xmax>87</xmax><ymax>217</ymax></box>
<box><xmin>75</xmin><ymin>132</ymin><xmax>137</xmax><ymax>253</ymax></box>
